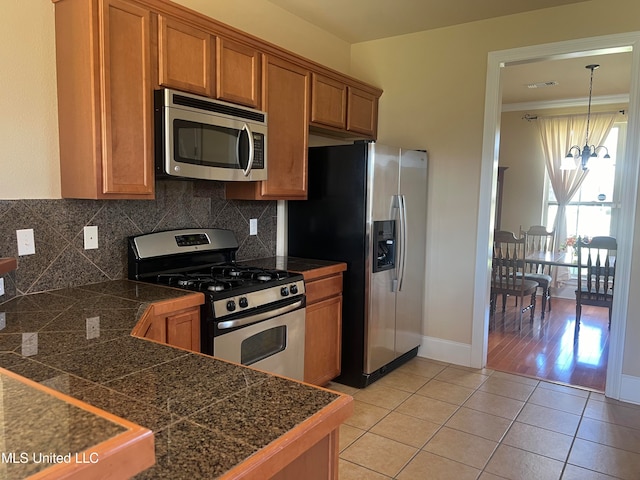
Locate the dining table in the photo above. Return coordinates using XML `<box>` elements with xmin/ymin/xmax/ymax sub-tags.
<box><xmin>524</xmin><ymin>250</ymin><xmax>616</xmax><ymax>268</ymax></box>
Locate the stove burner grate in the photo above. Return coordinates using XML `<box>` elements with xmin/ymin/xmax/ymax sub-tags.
<box><xmin>154</xmin><ymin>265</ymin><xmax>295</xmax><ymax>295</ymax></box>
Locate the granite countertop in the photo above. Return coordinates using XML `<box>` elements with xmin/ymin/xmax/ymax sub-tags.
<box><xmin>239</xmin><ymin>256</ymin><xmax>347</xmax><ymax>280</ymax></box>
<box><xmin>0</xmin><ymin>280</ymin><xmax>342</xmax><ymax>479</ymax></box>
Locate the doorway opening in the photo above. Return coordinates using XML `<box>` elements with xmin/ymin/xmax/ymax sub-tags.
<box><xmin>471</xmin><ymin>33</ymin><xmax>640</xmax><ymax>401</ymax></box>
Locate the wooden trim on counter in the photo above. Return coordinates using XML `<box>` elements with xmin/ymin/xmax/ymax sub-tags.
<box><xmin>144</xmin><ymin>291</ymin><xmax>205</xmax><ymax>316</ymax></box>
<box><xmin>0</xmin><ymin>367</ymin><xmax>155</xmax><ymax>480</ymax></box>
<box><xmin>219</xmin><ymin>392</ymin><xmax>353</xmax><ymax>480</ymax></box>
<box><xmin>288</xmin><ymin>263</ymin><xmax>347</xmax><ymax>282</ymax></box>
<box><xmin>0</xmin><ymin>257</ymin><xmax>17</xmax><ymax>275</ymax></box>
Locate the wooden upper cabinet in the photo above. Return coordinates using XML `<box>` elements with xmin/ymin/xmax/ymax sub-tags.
<box><xmin>216</xmin><ymin>38</ymin><xmax>261</xmax><ymax>108</ymax></box>
<box><xmin>347</xmin><ymin>86</ymin><xmax>378</xmax><ymax>138</ymax></box>
<box><xmin>310</xmin><ymin>74</ymin><xmax>379</xmax><ymax>140</ymax></box>
<box><xmin>310</xmin><ymin>73</ymin><xmax>347</xmax><ymax>129</ymax></box>
<box><xmin>157</xmin><ymin>15</ymin><xmax>213</xmax><ymax>96</ymax></box>
<box><xmin>226</xmin><ymin>55</ymin><xmax>309</xmax><ymax>200</ymax></box>
<box><xmin>54</xmin><ymin>0</ymin><xmax>381</xmax><ymax>201</ymax></box>
<box><xmin>102</xmin><ymin>0</ymin><xmax>154</xmax><ymax>196</ymax></box>
<box><xmin>54</xmin><ymin>0</ymin><xmax>154</xmax><ymax>199</ymax></box>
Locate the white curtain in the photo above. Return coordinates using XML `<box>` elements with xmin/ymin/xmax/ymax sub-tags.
<box><xmin>536</xmin><ymin>112</ymin><xmax>618</xmax><ymax>284</ymax></box>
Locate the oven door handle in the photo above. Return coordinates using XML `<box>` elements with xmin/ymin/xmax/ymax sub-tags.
<box><xmin>217</xmin><ymin>299</ymin><xmax>304</xmax><ymax>330</ymax></box>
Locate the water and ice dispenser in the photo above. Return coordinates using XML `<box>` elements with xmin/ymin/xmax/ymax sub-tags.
<box><xmin>373</xmin><ymin>220</ymin><xmax>396</xmax><ymax>273</ymax></box>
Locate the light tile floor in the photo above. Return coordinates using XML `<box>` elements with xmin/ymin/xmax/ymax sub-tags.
<box><xmin>329</xmin><ymin>357</ymin><xmax>640</xmax><ymax>480</ymax></box>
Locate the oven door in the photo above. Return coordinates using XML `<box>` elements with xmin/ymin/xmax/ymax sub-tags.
<box><xmin>212</xmin><ymin>298</ymin><xmax>305</xmax><ymax>381</ymax></box>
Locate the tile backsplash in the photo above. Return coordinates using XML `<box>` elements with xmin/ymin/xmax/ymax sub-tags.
<box><xmin>0</xmin><ymin>180</ymin><xmax>276</xmax><ymax>298</ymax></box>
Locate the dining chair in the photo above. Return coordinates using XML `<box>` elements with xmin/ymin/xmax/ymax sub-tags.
<box><xmin>575</xmin><ymin>236</ymin><xmax>616</xmax><ymax>339</ymax></box>
<box><xmin>521</xmin><ymin>225</ymin><xmax>555</xmax><ymax>319</ymax></box>
<box><xmin>491</xmin><ymin>231</ymin><xmax>539</xmax><ymax>330</ymax></box>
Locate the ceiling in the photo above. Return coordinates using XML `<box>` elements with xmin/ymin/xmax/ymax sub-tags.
<box><xmin>266</xmin><ymin>0</ymin><xmax>591</xmax><ymax>44</ymax></box>
<box><xmin>501</xmin><ymin>52</ymin><xmax>632</xmax><ymax>109</ymax></box>
<box><xmin>266</xmin><ymin>0</ymin><xmax>632</xmax><ymax>107</ymax></box>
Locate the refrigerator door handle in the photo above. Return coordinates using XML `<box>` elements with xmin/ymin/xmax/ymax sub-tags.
<box><xmin>391</xmin><ymin>194</ymin><xmax>401</xmax><ymax>293</ymax></box>
<box><xmin>398</xmin><ymin>194</ymin><xmax>408</xmax><ymax>291</ymax></box>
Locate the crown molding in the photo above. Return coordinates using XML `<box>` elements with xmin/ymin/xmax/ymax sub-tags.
<box><xmin>502</xmin><ymin>93</ymin><xmax>629</xmax><ymax>112</ymax></box>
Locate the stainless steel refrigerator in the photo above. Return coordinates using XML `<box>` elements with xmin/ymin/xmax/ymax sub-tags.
<box><xmin>288</xmin><ymin>143</ymin><xmax>427</xmax><ymax>387</ymax></box>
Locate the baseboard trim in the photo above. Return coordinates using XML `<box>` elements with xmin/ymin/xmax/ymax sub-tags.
<box><xmin>418</xmin><ymin>335</ymin><xmax>472</xmax><ymax>367</ymax></box>
<box><xmin>619</xmin><ymin>374</ymin><xmax>640</xmax><ymax>405</ymax></box>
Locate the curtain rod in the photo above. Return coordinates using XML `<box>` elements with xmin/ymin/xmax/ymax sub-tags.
<box><xmin>522</xmin><ymin>110</ymin><xmax>626</xmax><ymax>121</ymax></box>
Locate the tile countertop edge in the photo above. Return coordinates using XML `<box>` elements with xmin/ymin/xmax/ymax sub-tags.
<box><xmin>219</xmin><ymin>392</ymin><xmax>353</xmax><ymax>480</ymax></box>
<box><xmin>0</xmin><ymin>257</ymin><xmax>17</xmax><ymax>275</ymax></box>
<box><xmin>0</xmin><ymin>367</ymin><xmax>155</xmax><ymax>480</ymax></box>
<box><xmin>0</xmin><ymin>280</ymin><xmax>354</xmax><ymax>479</ymax></box>
<box><xmin>132</xmin><ymin>284</ymin><xmax>354</xmax><ymax>479</ymax></box>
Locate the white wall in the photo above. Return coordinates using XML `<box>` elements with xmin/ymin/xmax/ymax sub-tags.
<box><xmin>1</xmin><ymin>0</ymin><xmax>59</xmax><ymax>199</ymax></box>
<box><xmin>349</xmin><ymin>0</ymin><xmax>640</xmax><ymax>379</ymax></box>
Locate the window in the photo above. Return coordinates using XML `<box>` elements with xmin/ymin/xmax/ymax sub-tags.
<box><xmin>545</xmin><ymin>122</ymin><xmax>626</xmax><ymax>239</ymax></box>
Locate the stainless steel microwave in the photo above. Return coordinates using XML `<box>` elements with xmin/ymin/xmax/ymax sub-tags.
<box><xmin>154</xmin><ymin>88</ymin><xmax>267</xmax><ymax>182</ymax></box>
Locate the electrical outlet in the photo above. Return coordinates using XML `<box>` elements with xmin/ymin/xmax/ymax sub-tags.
<box><xmin>249</xmin><ymin>218</ymin><xmax>258</xmax><ymax>235</ymax></box>
<box><xmin>84</xmin><ymin>225</ymin><xmax>99</xmax><ymax>250</ymax></box>
<box><xmin>0</xmin><ymin>278</ymin><xmax>4</xmax><ymax>296</ymax></box>
<box><xmin>0</xmin><ymin>312</ymin><xmax>5</xmax><ymax>330</ymax></box>
<box><xmin>86</xmin><ymin>316</ymin><xmax>100</xmax><ymax>339</ymax></box>
<box><xmin>21</xmin><ymin>332</ymin><xmax>38</xmax><ymax>357</ymax></box>
<box><xmin>16</xmin><ymin>229</ymin><xmax>35</xmax><ymax>256</ymax></box>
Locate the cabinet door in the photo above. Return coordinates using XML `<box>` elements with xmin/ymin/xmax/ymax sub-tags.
<box><xmin>304</xmin><ymin>296</ymin><xmax>342</xmax><ymax>386</ymax></box>
<box><xmin>142</xmin><ymin>315</ymin><xmax>166</xmax><ymax>344</ymax></box>
<box><xmin>217</xmin><ymin>38</ymin><xmax>261</xmax><ymax>108</ymax></box>
<box><xmin>100</xmin><ymin>0</ymin><xmax>154</xmax><ymax>195</ymax></box>
<box><xmin>157</xmin><ymin>15</ymin><xmax>213</xmax><ymax>96</ymax></box>
<box><xmin>346</xmin><ymin>86</ymin><xmax>378</xmax><ymax>138</ymax></box>
<box><xmin>166</xmin><ymin>307</ymin><xmax>200</xmax><ymax>352</ymax></box>
<box><xmin>310</xmin><ymin>73</ymin><xmax>346</xmax><ymax>129</ymax></box>
<box><xmin>225</xmin><ymin>56</ymin><xmax>309</xmax><ymax>200</ymax></box>
<box><xmin>260</xmin><ymin>56</ymin><xmax>309</xmax><ymax>198</ymax></box>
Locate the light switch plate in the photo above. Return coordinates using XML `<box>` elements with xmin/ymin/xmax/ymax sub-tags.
<box><xmin>84</xmin><ymin>225</ymin><xmax>99</xmax><ymax>250</ymax></box>
<box><xmin>16</xmin><ymin>229</ymin><xmax>35</xmax><ymax>256</ymax></box>
<box><xmin>0</xmin><ymin>278</ymin><xmax>4</xmax><ymax>296</ymax></box>
<box><xmin>249</xmin><ymin>218</ymin><xmax>258</xmax><ymax>235</ymax></box>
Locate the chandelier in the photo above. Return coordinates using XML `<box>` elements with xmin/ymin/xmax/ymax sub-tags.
<box><xmin>564</xmin><ymin>64</ymin><xmax>611</xmax><ymax>171</ymax></box>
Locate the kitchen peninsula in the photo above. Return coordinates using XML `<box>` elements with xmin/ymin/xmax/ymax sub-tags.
<box><xmin>0</xmin><ymin>280</ymin><xmax>352</xmax><ymax>479</ymax></box>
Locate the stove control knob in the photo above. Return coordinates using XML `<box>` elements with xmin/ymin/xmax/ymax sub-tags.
<box><xmin>290</xmin><ymin>284</ymin><xmax>299</xmax><ymax>294</ymax></box>
<box><xmin>281</xmin><ymin>286</ymin><xmax>289</xmax><ymax>297</ymax></box>
<box><xmin>239</xmin><ymin>297</ymin><xmax>248</xmax><ymax>308</ymax></box>
<box><xmin>226</xmin><ymin>300</ymin><xmax>236</xmax><ymax>312</ymax></box>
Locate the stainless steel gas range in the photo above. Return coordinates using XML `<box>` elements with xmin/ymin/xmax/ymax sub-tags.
<box><xmin>127</xmin><ymin>228</ymin><xmax>305</xmax><ymax>381</ymax></box>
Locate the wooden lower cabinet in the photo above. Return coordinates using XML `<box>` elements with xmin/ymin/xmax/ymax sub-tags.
<box><xmin>303</xmin><ymin>271</ymin><xmax>343</xmax><ymax>386</ymax></box>
<box><xmin>134</xmin><ymin>299</ymin><xmax>202</xmax><ymax>352</ymax></box>
<box><xmin>165</xmin><ymin>307</ymin><xmax>200</xmax><ymax>351</ymax></box>
<box><xmin>305</xmin><ymin>296</ymin><xmax>342</xmax><ymax>386</ymax></box>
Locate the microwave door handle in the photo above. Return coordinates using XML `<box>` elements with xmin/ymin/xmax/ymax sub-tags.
<box><xmin>238</xmin><ymin>123</ymin><xmax>255</xmax><ymax>176</ymax></box>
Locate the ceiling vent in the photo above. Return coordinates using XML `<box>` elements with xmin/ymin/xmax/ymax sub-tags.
<box><xmin>527</xmin><ymin>81</ymin><xmax>559</xmax><ymax>89</ymax></box>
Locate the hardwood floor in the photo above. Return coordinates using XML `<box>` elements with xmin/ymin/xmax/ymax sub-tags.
<box><xmin>487</xmin><ymin>295</ymin><xmax>609</xmax><ymax>392</ymax></box>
